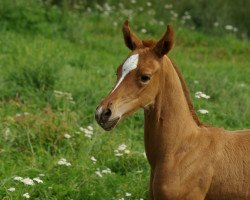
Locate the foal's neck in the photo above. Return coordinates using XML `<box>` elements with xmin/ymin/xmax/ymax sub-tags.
<box><xmin>144</xmin><ymin>56</ymin><xmax>199</xmax><ymax>166</ymax></box>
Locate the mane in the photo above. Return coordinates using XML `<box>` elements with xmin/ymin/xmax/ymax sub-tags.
<box><xmin>170</xmin><ymin>60</ymin><xmax>205</xmax><ymax>127</ymax></box>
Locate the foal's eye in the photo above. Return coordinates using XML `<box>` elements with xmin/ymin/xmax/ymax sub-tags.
<box><xmin>140</xmin><ymin>75</ymin><xmax>151</xmax><ymax>83</ymax></box>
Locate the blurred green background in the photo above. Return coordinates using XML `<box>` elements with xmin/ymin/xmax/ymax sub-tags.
<box><xmin>0</xmin><ymin>0</ymin><xmax>249</xmax><ymax>199</ymax></box>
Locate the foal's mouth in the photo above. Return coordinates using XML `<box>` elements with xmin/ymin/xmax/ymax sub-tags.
<box><xmin>99</xmin><ymin>117</ymin><xmax>120</xmax><ymax>131</ymax></box>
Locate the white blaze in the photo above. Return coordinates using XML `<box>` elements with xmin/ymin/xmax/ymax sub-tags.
<box><xmin>111</xmin><ymin>54</ymin><xmax>139</xmax><ymax>93</ymax></box>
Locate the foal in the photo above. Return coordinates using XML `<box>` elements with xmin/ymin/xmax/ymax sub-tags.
<box><xmin>95</xmin><ymin>21</ymin><xmax>250</xmax><ymax>200</ymax></box>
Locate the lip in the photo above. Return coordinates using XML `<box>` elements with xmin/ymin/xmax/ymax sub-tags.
<box><xmin>99</xmin><ymin>117</ymin><xmax>120</xmax><ymax>131</ymax></box>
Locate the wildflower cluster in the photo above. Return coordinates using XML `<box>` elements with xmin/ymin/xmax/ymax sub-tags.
<box><xmin>195</xmin><ymin>91</ymin><xmax>210</xmax><ymax>99</ymax></box>
<box><xmin>118</xmin><ymin>192</ymin><xmax>144</xmax><ymax>200</ymax></box>
<box><xmin>54</xmin><ymin>90</ymin><xmax>75</xmax><ymax>104</ymax></box>
<box><xmin>194</xmin><ymin>91</ymin><xmax>210</xmax><ymax>115</ymax></box>
<box><xmin>9</xmin><ymin>175</ymin><xmax>45</xmax><ymax>198</ymax></box>
<box><xmin>58</xmin><ymin>158</ymin><xmax>71</xmax><ymax>166</ymax></box>
<box><xmin>114</xmin><ymin>144</ymin><xmax>130</xmax><ymax>157</ymax></box>
<box><xmin>79</xmin><ymin>125</ymin><xmax>94</xmax><ymax>138</ymax></box>
<box><xmin>225</xmin><ymin>25</ymin><xmax>238</xmax><ymax>32</ymax></box>
<box><xmin>198</xmin><ymin>109</ymin><xmax>209</xmax><ymax>114</ymax></box>
<box><xmin>181</xmin><ymin>11</ymin><xmax>192</xmax><ymax>24</ymax></box>
<box><xmin>95</xmin><ymin>167</ymin><xmax>112</xmax><ymax>177</ymax></box>
<box><xmin>90</xmin><ymin>156</ymin><xmax>97</xmax><ymax>164</ymax></box>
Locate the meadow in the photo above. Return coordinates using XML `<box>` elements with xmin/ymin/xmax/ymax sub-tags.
<box><xmin>0</xmin><ymin>1</ymin><xmax>249</xmax><ymax>199</ymax></box>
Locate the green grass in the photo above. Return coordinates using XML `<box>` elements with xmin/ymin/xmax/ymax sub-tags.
<box><xmin>0</xmin><ymin>2</ymin><xmax>249</xmax><ymax>200</ymax></box>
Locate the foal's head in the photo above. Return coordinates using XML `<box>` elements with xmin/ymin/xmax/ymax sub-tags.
<box><xmin>95</xmin><ymin>21</ymin><xmax>174</xmax><ymax>131</ymax></box>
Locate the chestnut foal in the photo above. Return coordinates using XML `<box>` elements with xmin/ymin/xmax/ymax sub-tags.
<box><xmin>95</xmin><ymin>21</ymin><xmax>250</xmax><ymax>200</ymax></box>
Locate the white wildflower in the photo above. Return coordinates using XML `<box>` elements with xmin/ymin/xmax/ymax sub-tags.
<box><xmin>95</xmin><ymin>170</ymin><xmax>103</xmax><ymax>177</ymax></box>
<box><xmin>125</xmin><ymin>192</ymin><xmax>132</xmax><ymax>197</ymax></box>
<box><xmin>80</xmin><ymin>126</ymin><xmax>94</xmax><ymax>138</ymax></box>
<box><xmin>130</xmin><ymin>0</ymin><xmax>136</xmax><ymax>4</ymax></box>
<box><xmin>115</xmin><ymin>153</ymin><xmax>123</xmax><ymax>157</ymax></box>
<box><xmin>87</xmin><ymin>125</ymin><xmax>93</xmax><ymax>131</ymax></box>
<box><xmin>141</xmin><ymin>28</ymin><xmax>147</xmax><ymax>33</ymax></box>
<box><xmin>91</xmin><ymin>156</ymin><xmax>97</xmax><ymax>164</ymax></box>
<box><xmin>213</xmin><ymin>22</ymin><xmax>219</xmax><ymax>27</ymax></box>
<box><xmin>33</xmin><ymin>177</ymin><xmax>43</xmax><ymax>183</ymax></box>
<box><xmin>39</xmin><ymin>174</ymin><xmax>45</xmax><ymax>177</ymax></box>
<box><xmin>117</xmin><ymin>144</ymin><xmax>127</xmax><ymax>151</ymax></box>
<box><xmin>58</xmin><ymin>158</ymin><xmax>71</xmax><ymax>166</ymax></box>
<box><xmin>3</xmin><ymin>128</ymin><xmax>10</xmax><ymax>140</ymax></box>
<box><xmin>113</xmin><ymin>21</ymin><xmax>118</xmax><ymax>27</ymax></box>
<box><xmin>64</xmin><ymin>133</ymin><xmax>71</xmax><ymax>139</ymax></box>
<box><xmin>8</xmin><ymin>187</ymin><xmax>15</xmax><ymax>192</ymax></box>
<box><xmin>86</xmin><ymin>7</ymin><xmax>92</xmax><ymax>12</ymax></box>
<box><xmin>15</xmin><ymin>113</ymin><xmax>21</xmax><ymax>117</ymax></box>
<box><xmin>195</xmin><ymin>91</ymin><xmax>210</xmax><ymax>99</ymax></box>
<box><xmin>146</xmin><ymin>2</ymin><xmax>152</xmax><ymax>7</ymax></box>
<box><xmin>124</xmin><ymin>149</ymin><xmax>130</xmax><ymax>154</ymax></box>
<box><xmin>164</xmin><ymin>4</ymin><xmax>173</xmax><ymax>9</ymax></box>
<box><xmin>21</xmin><ymin>178</ymin><xmax>34</xmax><ymax>186</ymax></box>
<box><xmin>23</xmin><ymin>193</ymin><xmax>30</xmax><ymax>199</ymax></box>
<box><xmin>118</xmin><ymin>3</ymin><xmax>124</xmax><ymax>8</ymax></box>
<box><xmin>115</xmin><ymin>144</ymin><xmax>131</xmax><ymax>157</ymax></box>
<box><xmin>225</xmin><ymin>25</ymin><xmax>233</xmax><ymax>31</ymax></box>
<box><xmin>54</xmin><ymin>90</ymin><xmax>63</xmax><ymax>96</ymax></box>
<box><xmin>138</xmin><ymin>7</ymin><xmax>144</xmax><ymax>11</ymax></box>
<box><xmin>159</xmin><ymin>21</ymin><xmax>164</xmax><ymax>26</ymax></box>
<box><xmin>239</xmin><ymin>83</ymin><xmax>246</xmax><ymax>87</ymax></box>
<box><xmin>170</xmin><ymin>10</ymin><xmax>178</xmax><ymax>19</ymax></box>
<box><xmin>198</xmin><ymin>109</ymin><xmax>209</xmax><ymax>114</ymax></box>
<box><xmin>194</xmin><ymin>80</ymin><xmax>199</xmax><ymax>84</ymax></box>
<box><xmin>101</xmin><ymin>168</ymin><xmax>112</xmax><ymax>174</ymax></box>
<box><xmin>13</xmin><ymin>176</ymin><xmax>23</xmax><ymax>181</ymax></box>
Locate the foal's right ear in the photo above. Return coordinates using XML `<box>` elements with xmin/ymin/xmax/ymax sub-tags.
<box><xmin>122</xmin><ymin>20</ymin><xmax>143</xmax><ymax>50</ymax></box>
<box><xmin>153</xmin><ymin>25</ymin><xmax>174</xmax><ymax>57</ymax></box>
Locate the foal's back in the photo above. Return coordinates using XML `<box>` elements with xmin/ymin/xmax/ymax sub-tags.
<box><xmin>206</xmin><ymin>129</ymin><xmax>250</xmax><ymax>200</ymax></box>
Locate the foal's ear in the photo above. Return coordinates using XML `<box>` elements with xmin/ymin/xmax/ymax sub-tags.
<box><xmin>153</xmin><ymin>25</ymin><xmax>174</xmax><ymax>57</ymax></box>
<box><xmin>122</xmin><ymin>20</ymin><xmax>143</xmax><ymax>50</ymax></box>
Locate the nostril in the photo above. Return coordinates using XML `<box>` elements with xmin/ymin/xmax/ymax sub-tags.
<box><xmin>100</xmin><ymin>108</ymin><xmax>112</xmax><ymax>123</ymax></box>
<box><xmin>103</xmin><ymin>108</ymin><xmax>112</xmax><ymax>117</ymax></box>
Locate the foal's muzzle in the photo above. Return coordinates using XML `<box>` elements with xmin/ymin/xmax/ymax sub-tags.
<box><xmin>95</xmin><ymin>106</ymin><xmax>120</xmax><ymax>131</ymax></box>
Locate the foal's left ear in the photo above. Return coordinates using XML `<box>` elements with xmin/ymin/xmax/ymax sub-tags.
<box><xmin>153</xmin><ymin>25</ymin><xmax>174</xmax><ymax>57</ymax></box>
<box><xmin>122</xmin><ymin>20</ymin><xmax>143</xmax><ymax>50</ymax></box>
